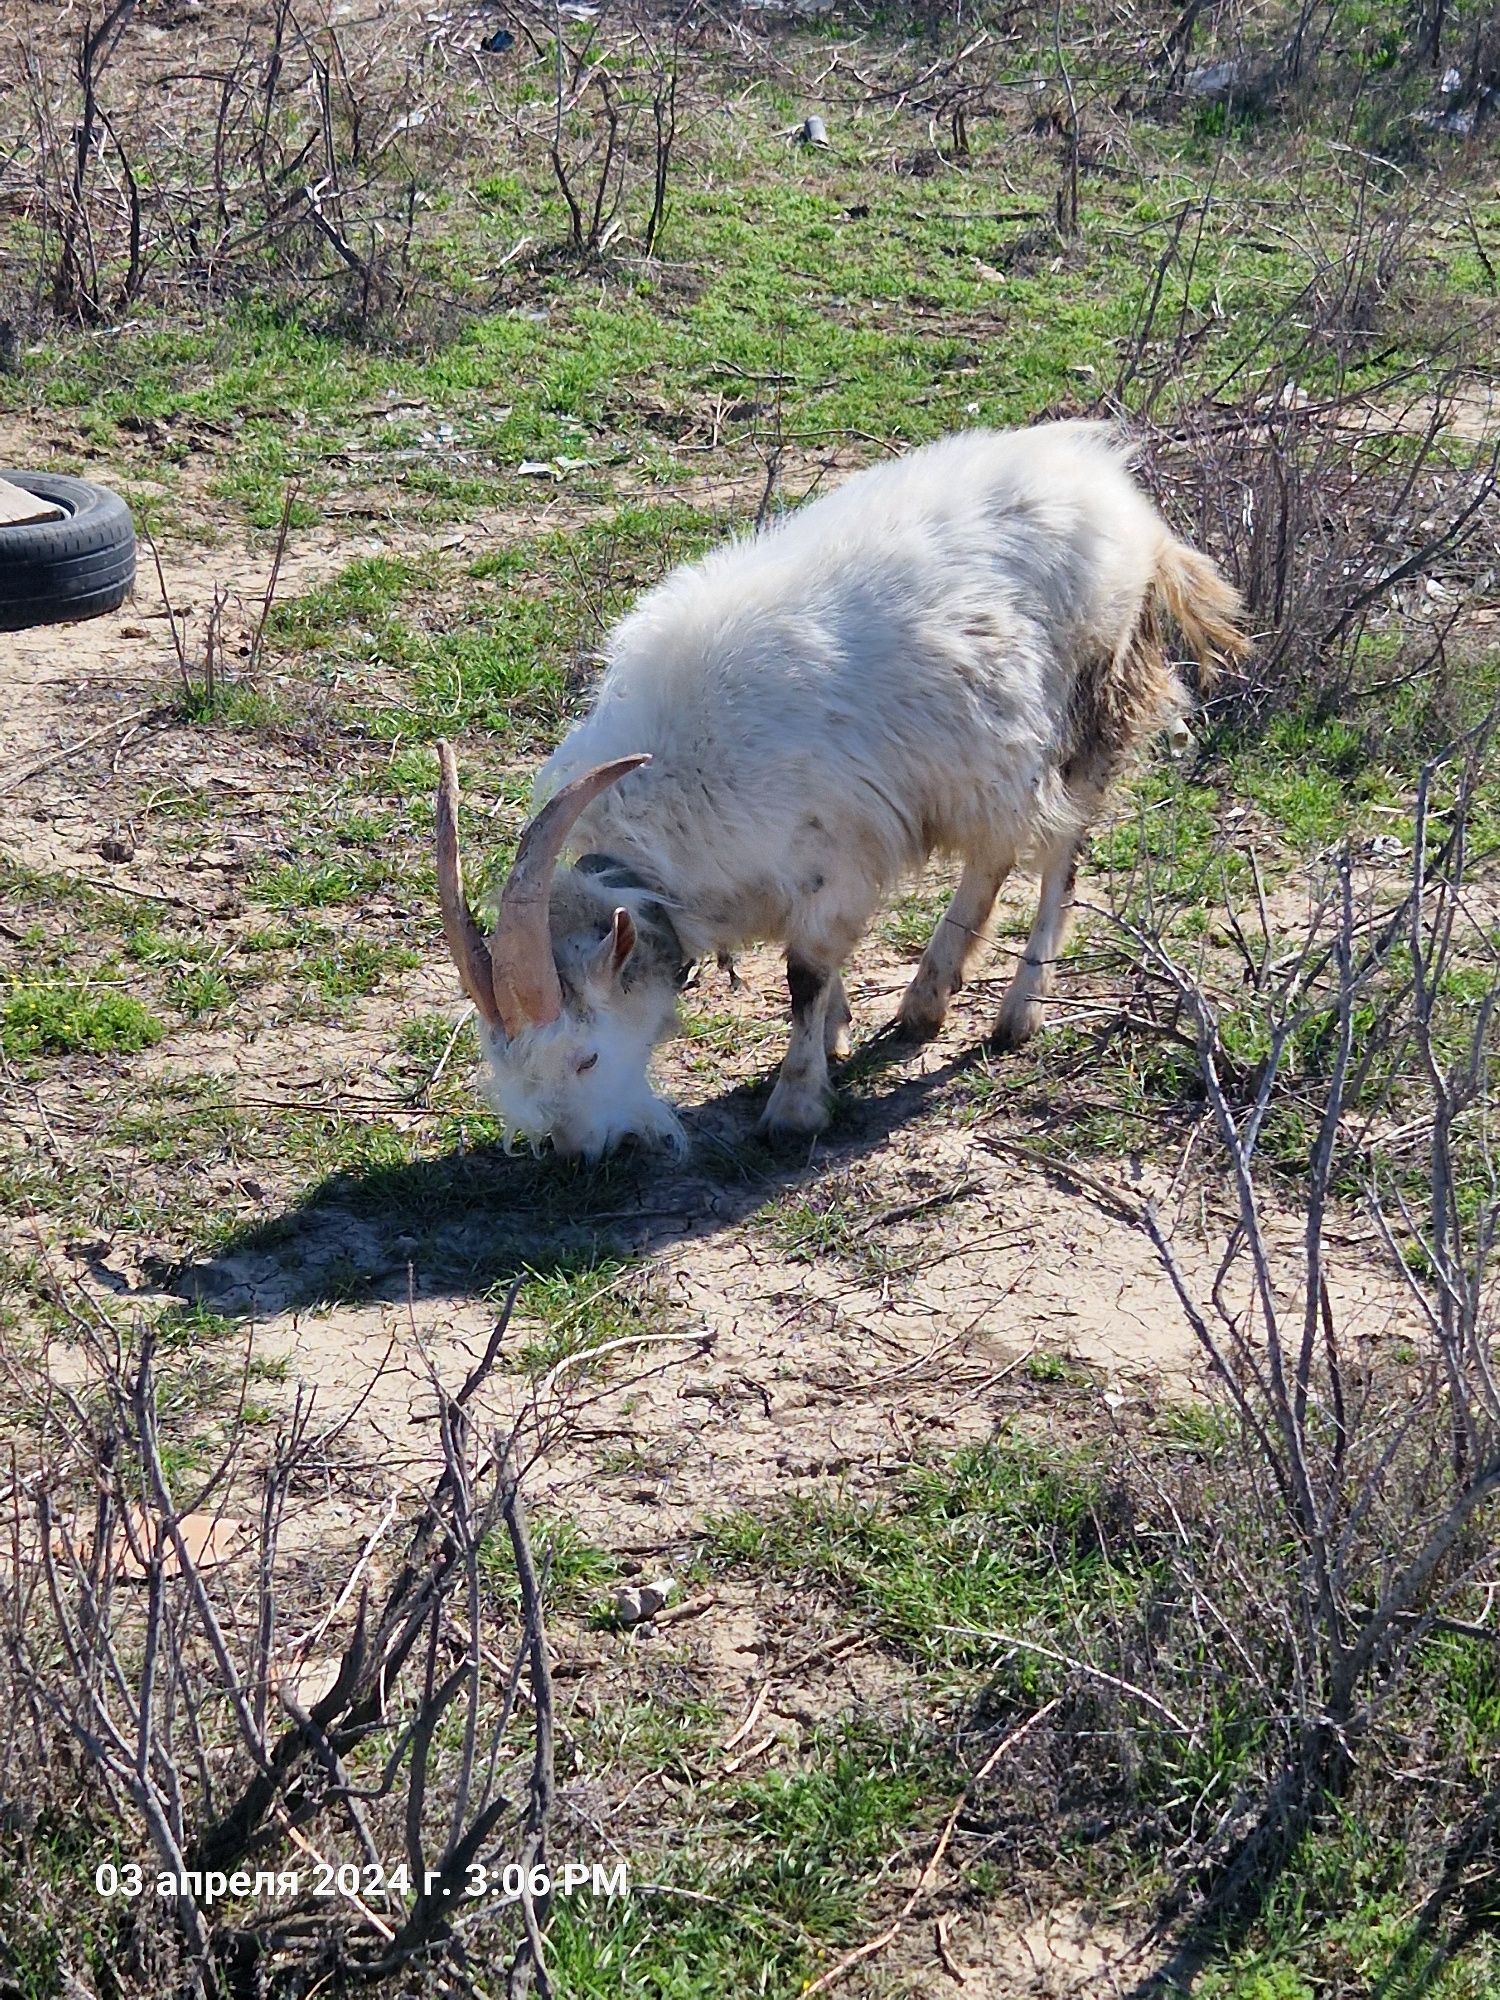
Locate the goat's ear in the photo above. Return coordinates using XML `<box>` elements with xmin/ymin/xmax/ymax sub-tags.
<box><xmin>591</xmin><ymin>906</ymin><xmax>637</xmax><ymax>985</ymax></box>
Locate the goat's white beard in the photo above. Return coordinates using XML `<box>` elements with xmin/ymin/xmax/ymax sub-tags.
<box><xmin>492</xmin><ymin>1087</ymin><xmax>686</xmax><ymax>1162</ymax></box>
<box><xmin>476</xmin><ymin>1013</ymin><xmax>687</xmax><ymax>1161</ymax></box>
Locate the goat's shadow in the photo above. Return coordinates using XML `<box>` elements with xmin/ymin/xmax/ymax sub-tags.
<box><xmin>170</xmin><ymin>1030</ymin><xmax>986</xmax><ymax>1320</ymax></box>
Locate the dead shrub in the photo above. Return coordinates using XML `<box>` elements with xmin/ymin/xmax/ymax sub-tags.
<box><xmin>3</xmin><ymin>0</ymin><xmax>474</xmax><ymax>335</ymax></box>
<box><xmin>1110</xmin><ymin>173</ymin><xmax>1500</xmax><ymax>732</ymax></box>
<box><xmin>1146</xmin><ymin>385</ymin><xmax>1499</xmax><ymax>732</ymax></box>
<box><xmin>963</xmin><ymin>726</ymin><xmax>1500</xmax><ymax>1975</ymax></box>
<box><xmin>516</xmin><ymin>0</ymin><xmax>702</xmax><ymax>261</ymax></box>
<box><xmin>0</xmin><ymin>1280</ymin><xmax>564</xmax><ymax>1998</ymax></box>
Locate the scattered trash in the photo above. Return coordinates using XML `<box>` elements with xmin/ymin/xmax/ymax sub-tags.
<box><xmin>516</xmin><ymin>456</ymin><xmax>591</xmax><ymax>479</ymax></box>
<box><xmin>103</xmin><ymin>1509</ymin><xmax>254</xmax><ymax>1580</ymax></box>
<box><xmin>376</xmin><ymin>107</ymin><xmax>429</xmax><ymax>151</ymax></box>
<box><xmin>275</xmin><ymin>1655</ymin><xmax>343</xmax><ymax>1710</ymax></box>
<box><xmin>1440</xmin><ymin>66</ymin><xmax>1462</xmax><ymax>96</ymax></box>
<box><xmin>1417</xmin><ymin>101</ymin><xmax>1481</xmax><ymax>135</ymax></box>
<box><xmin>612</xmin><ymin>1575</ymin><xmax>674</xmax><ymax>1626</ymax></box>
<box><xmin>482</xmin><ymin>26</ymin><xmax>515</xmax><ymax>51</ymax></box>
<box><xmin>1183</xmin><ymin>59</ymin><xmax>1249</xmax><ymax>100</ymax></box>
<box><xmin>800</xmin><ymin>115</ymin><xmax>829</xmax><ymax>148</ymax></box>
<box><xmin>1165</xmin><ymin>716</ymin><xmax>1195</xmax><ymax>760</ymax></box>
<box><xmin>638</xmin><ymin>1577</ymin><xmax>672</xmax><ymax>1618</ymax></box>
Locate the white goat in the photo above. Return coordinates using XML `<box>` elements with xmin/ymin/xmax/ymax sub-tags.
<box><xmin>435</xmin><ymin>420</ymin><xmax>1248</xmax><ymax>1158</ymax></box>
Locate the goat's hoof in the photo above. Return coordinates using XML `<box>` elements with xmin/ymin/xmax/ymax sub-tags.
<box><xmin>758</xmin><ymin>1083</ymin><xmax>830</xmax><ymax>1141</ymax></box>
<box><xmin>895</xmin><ymin>1000</ymin><xmax>945</xmax><ymax>1042</ymax></box>
<box><xmin>825</xmin><ymin>1021</ymin><xmax>854</xmax><ymax>1061</ymax></box>
<box><xmin>990</xmin><ymin>998</ymin><xmax>1043</xmax><ymax>1051</ymax></box>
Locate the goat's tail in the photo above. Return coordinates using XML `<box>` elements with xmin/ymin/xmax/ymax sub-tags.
<box><xmin>1151</xmin><ymin>536</ymin><xmax>1250</xmax><ymax>688</ymax></box>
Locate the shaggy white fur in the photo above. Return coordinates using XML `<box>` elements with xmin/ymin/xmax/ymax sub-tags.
<box><xmin>472</xmin><ymin>420</ymin><xmax>1245</xmax><ymax>1155</ymax></box>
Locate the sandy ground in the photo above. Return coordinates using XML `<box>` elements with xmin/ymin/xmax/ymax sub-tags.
<box><xmin>0</xmin><ymin>446</ymin><xmax>1436</xmax><ymax>1995</ymax></box>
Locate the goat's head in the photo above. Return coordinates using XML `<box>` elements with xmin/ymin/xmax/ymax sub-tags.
<box><xmin>434</xmin><ymin>744</ymin><xmax>685</xmax><ymax>1161</ymax></box>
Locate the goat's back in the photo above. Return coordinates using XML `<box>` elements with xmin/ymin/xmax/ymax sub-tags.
<box><xmin>540</xmin><ymin>423</ymin><xmax>1185</xmax><ymax>949</ymax></box>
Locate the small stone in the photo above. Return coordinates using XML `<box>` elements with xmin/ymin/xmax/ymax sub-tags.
<box><xmin>119</xmin><ymin>622</ymin><xmax>150</xmax><ymax>639</ymax></box>
<box><xmin>99</xmin><ymin>832</ymin><xmax>135</xmax><ymax>863</ymax></box>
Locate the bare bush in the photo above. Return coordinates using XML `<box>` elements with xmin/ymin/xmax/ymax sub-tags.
<box><xmin>1149</xmin><ymin>383</ymin><xmax>1498</xmax><ymax>729</ymax></box>
<box><xmin>528</xmin><ymin>0</ymin><xmax>700</xmax><ymax>260</ymax></box>
<box><xmin>4</xmin><ymin>0</ymin><xmax>459</xmax><ymax>331</ymax></box>
<box><xmin>1104</xmin><ymin>721</ymin><xmax>1500</xmax><ymax>1960</ymax></box>
<box><xmin>1110</xmin><ymin>174</ymin><xmax>1500</xmax><ymax>729</ymax></box>
<box><xmin>958</xmin><ymin>722</ymin><xmax>1499</xmax><ymax>1977</ymax></box>
<box><xmin>0</xmin><ymin>0</ymin><xmax>704</xmax><ymax>328</ymax></box>
<box><xmin>0</xmin><ymin>1280</ymin><xmax>562</xmax><ymax>1996</ymax></box>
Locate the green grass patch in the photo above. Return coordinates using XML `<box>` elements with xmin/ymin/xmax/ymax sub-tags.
<box><xmin>546</xmin><ymin>1718</ymin><xmax>948</xmax><ymax>2000</ymax></box>
<box><xmin>483</xmin><ymin>1514</ymin><xmax>622</xmax><ymax>1618</ymax></box>
<box><xmin>706</xmin><ymin>1432</ymin><xmax>1151</xmax><ymax>1679</ymax></box>
<box><xmin>0</xmin><ymin>983</ymin><xmax>164</xmax><ymax>1061</ymax></box>
<box><xmin>505</xmin><ymin>1255</ymin><xmax>659</xmax><ymax>1376</ymax></box>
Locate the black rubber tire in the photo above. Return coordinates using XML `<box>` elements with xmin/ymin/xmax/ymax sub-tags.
<box><xmin>0</xmin><ymin>470</ymin><xmax>137</xmax><ymax>632</ymax></box>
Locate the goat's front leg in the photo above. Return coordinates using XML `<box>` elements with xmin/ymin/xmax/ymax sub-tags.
<box><xmin>761</xmin><ymin>955</ymin><xmax>838</xmax><ymax>1138</ymax></box>
<box><xmin>824</xmin><ymin>970</ymin><xmax>853</xmax><ymax>1060</ymax></box>
<box><xmin>993</xmin><ymin>833</ymin><xmax>1082</xmax><ymax>1049</ymax></box>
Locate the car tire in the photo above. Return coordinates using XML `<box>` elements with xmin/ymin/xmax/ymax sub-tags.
<box><xmin>0</xmin><ymin>470</ymin><xmax>137</xmax><ymax>632</ymax></box>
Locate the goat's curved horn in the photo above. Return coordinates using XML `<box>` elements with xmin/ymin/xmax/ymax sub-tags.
<box><xmin>435</xmin><ymin>743</ymin><xmax>503</xmax><ymax>1030</ymax></box>
<box><xmin>491</xmin><ymin>754</ymin><xmax>652</xmax><ymax>1036</ymax></box>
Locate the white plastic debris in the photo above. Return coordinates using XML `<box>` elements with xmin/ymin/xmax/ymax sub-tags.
<box><xmin>1184</xmin><ymin>59</ymin><xmax>1248</xmax><ymax>100</ymax></box>
<box><xmin>612</xmin><ymin>1575</ymin><xmax>673</xmax><ymax>1626</ymax></box>
<box><xmin>637</xmin><ymin>1576</ymin><xmax>673</xmax><ymax>1618</ymax></box>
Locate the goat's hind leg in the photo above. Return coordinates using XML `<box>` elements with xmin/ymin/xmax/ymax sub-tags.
<box><xmin>992</xmin><ymin>831</ymin><xmax>1083</xmax><ymax>1049</ymax></box>
<box><xmin>897</xmin><ymin>855</ymin><xmax>1011</xmax><ymax>1041</ymax></box>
